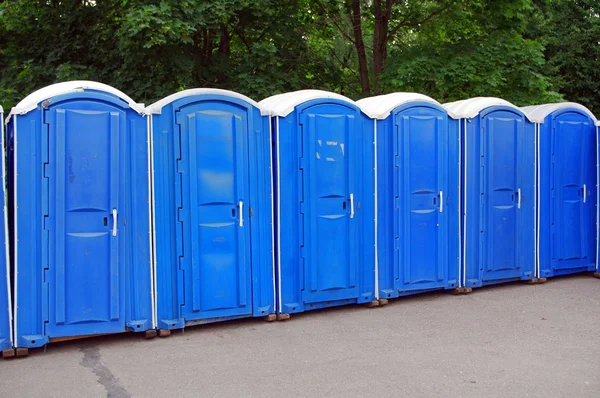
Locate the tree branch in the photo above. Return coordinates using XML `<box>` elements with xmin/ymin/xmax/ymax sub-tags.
<box><xmin>313</xmin><ymin>0</ymin><xmax>356</xmax><ymax>45</ymax></box>
<box><xmin>387</xmin><ymin>2</ymin><xmax>455</xmax><ymax>41</ymax></box>
<box><xmin>328</xmin><ymin>46</ymin><xmax>361</xmax><ymax>84</ymax></box>
<box><xmin>385</xmin><ymin>0</ymin><xmax>397</xmax><ymax>22</ymax></box>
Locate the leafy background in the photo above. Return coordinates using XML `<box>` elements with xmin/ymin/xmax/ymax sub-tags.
<box><xmin>0</xmin><ymin>0</ymin><xmax>598</xmax><ymax>113</ymax></box>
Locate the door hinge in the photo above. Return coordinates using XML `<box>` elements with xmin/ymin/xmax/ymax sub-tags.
<box><xmin>177</xmin><ymin>268</ymin><xmax>185</xmax><ymax>308</ymax></box>
<box><xmin>174</xmin><ymin>116</ymin><xmax>183</xmax><ymax>162</ymax></box>
<box><xmin>42</xmin><ymin>228</ymin><xmax>49</xmax><ymax>272</ymax></box>
<box><xmin>175</xmin><ymin>110</ymin><xmax>184</xmax><ymax>125</ymax></box>
<box><xmin>42</xmin><ymin>281</ymin><xmax>49</xmax><ymax>323</ymax></box>
<box><xmin>43</xmin><ymin>108</ymin><xmax>52</xmax><ymax>125</ymax></box>
<box><xmin>41</xmin><ymin>122</ymin><xmax>49</xmax><ymax>164</ymax></box>
<box><xmin>300</xmin><ymin>255</ymin><xmax>305</xmax><ymax>292</ymax></box>
<box><xmin>176</xmin><ymin>214</ymin><xmax>184</xmax><ymax>259</ymax></box>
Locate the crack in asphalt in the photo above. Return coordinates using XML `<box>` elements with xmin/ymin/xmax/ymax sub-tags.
<box><xmin>80</xmin><ymin>345</ymin><xmax>131</xmax><ymax>398</ymax></box>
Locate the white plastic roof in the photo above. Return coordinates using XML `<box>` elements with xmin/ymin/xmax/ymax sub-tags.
<box><xmin>442</xmin><ymin>97</ymin><xmax>531</xmax><ymax>121</ymax></box>
<box><xmin>9</xmin><ymin>80</ymin><xmax>144</xmax><ymax>117</ymax></box>
<box><xmin>146</xmin><ymin>88</ymin><xmax>268</xmax><ymax>115</ymax></box>
<box><xmin>356</xmin><ymin>92</ymin><xmax>459</xmax><ymax>120</ymax></box>
<box><xmin>259</xmin><ymin>89</ymin><xmax>355</xmax><ymax>117</ymax></box>
<box><xmin>521</xmin><ymin>102</ymin><xmax>599</xmax><ymax>125</ymax></box>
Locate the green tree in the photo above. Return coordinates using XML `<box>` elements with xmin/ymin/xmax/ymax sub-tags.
<box><xmin>534</xmin><ymin>0</ymin><xmax>600</xmax><ymax>113</ymax></box>
<box><xmin>0</xmin><ymin>0</ymin><xmax>592</xmax><ymax>109</ymax></box>
<box><xmin>306</xmin><ymin>0</ymin><xmax>560</xmax><ymax>105</ymax></box>
<box><xmin>0</xmin><ymin>0</ymin><xmax>123</xmax><ymax>109</ymax></box>
<box><xmin>382</xmin><ymin>0</ymin><xmax>562</xmax><ymax>105</ymax></box>
<box><xmin>0</xmin><ymin>0</ymin><xmax>338</xmax><ymax>107</ymax></box>
<box><xmin>108</xmin><ymin>0</ymin><xmax>340</xmax><ymax>103</ymax></box>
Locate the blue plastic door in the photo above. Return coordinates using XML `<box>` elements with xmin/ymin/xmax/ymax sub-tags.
<box><xmin>552</xmin><ymin>114</ymin><xmax>594</xmax><ymax>269</ymax></box>
<box><xmin>0</xmin><ymin>113</ymin><xmax>10</xmax><ymax>350</ymax></box>
<box><xmin>300</xmin><ymin>104</ymin><xmax>359</xmax><ymax>304</ymax></box>
<box><xmin>177</xmin><ymin>102</ymin><xmax>253</xmax><ymax>320</ymax></box>
<box><xmin>46</xmin><ymin>104</ymin><xmax>123</xmax><ymax>337</ymax></box>
<box><xmin>482</xmin><ymin>111</ymin><xmax>523</xmax><ymax>281</ymax></box>
<box><xmin>394</xmin><ymin>108</ymin><xmax>448</xmax><ymax>292</ymax></box>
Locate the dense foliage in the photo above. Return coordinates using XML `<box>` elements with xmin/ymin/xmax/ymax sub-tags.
<box><xmin>0</xmin><ymin>0</ymin><xmax>598</xmax><ymax>112</ymax></box>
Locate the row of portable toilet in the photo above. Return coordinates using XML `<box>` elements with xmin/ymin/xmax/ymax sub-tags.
<box><xmin>0</xmin><ymin>81</ymin><xmax>598</xmax><ymax>355</ymax></box>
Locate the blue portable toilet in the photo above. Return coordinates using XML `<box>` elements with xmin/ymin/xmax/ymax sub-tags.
<box><xmin>6</xmin><ymin>81</ymin><xmax>154</xmax><ymax>351</ymax></box>
<box><xmin>521</xmin><ymin>103</ymin><xmax>598</xmax><ymax>278</ymax></box>
<box><xmin>148</xmin><ymin>89</ymin><xmax>275</xmax><ymax>332</ymax></box>
<box><xmin>443</xmin><ymin>97</ymin><xmax>536</xmax><ymax>288</ymax></box>
<box><xmin>260</xmin><ymin>90</ymin><xmax>376</xmax><ymax>316</ymax></box>
<box><xmin>357</xmin><ymin>93</ymin><xmax>462</xmax><ymax>299</ymax></box>
<box><xmin>0</xmin><ymin>105</ymin><xmax>14</xmax><ymax>356</ymax></box>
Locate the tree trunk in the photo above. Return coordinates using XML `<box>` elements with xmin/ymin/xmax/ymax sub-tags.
<box><xmin>192</xmin><ymin>28</ymin><xmax>215</xmax><ymax>86</ymax></box>
<box><xmin>372</xmin><ymin>0</ymin><xmax>392</xmax><ymax>94</ymax></box>
<box><xmin>346</xmin><ymin>0</ymin><xmax>370</xmax><ymax>95</ymax></box>
<box><xmin>217</xmin><ymin>24</ymin><xmax>231</xmax><ymax>84</ymax></box>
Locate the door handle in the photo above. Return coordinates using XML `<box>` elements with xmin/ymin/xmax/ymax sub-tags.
<box><xmin>517</xmin><ymin>188</ymin><xmax>521</xmax><ymax>209</ymax></box>
<box><xmin>583</xmin><ymin>184</ymin><xmax>587</xmax><ymax>203</ymax></box>
<box><xmin>350</xmin><ymin>193</ymin><xmax>355</xmax><ymax>219</ymax></box>
<box><xmin>238</xmin><ymin>201</ymin><xmax>244</xmax><ymax>227</ymax></box>
<box><xmin>439</xmin><ymin>190</ymin><xmax>444</xmax><ymax>213</ymax></box>
<box><xmin>112</xmin><ymin>209</ymin><xmax>118</xmax><ymax>237</ymax></box>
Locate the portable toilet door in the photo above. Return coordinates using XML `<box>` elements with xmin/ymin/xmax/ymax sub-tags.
<box><xmin>261</xmin><ymin>90</ymin><xmax>376</xmax><ymax>315</ymax></box>
<box><xmin>7</xmin><ymin>81</ymin><xmax>154</xmax><ymax>350</ymax></box>
<box><xmin>357</xmin><ymin>93</ymin><xmax>461</xmax><ymax>299</ymax></box>
<box><xmin>522</xmin><ymin>103</ymin><xmax>598</xmax><ymax>278</ymax></box>
<box><xmin>443</xmin><ymin>97</ymin><xmax>536</xmax><ymax>288</ymax></box>
<box><xmin>148</xmin><ymin>89</ymin><xmax>274</xmax><ymax>332</ymax></box>
<box><xmin>0</xmin><ymin>105</ymin><xmax>14</xmax><ymax>356</ymax></box>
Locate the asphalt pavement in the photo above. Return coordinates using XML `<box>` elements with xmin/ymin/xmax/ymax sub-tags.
<box><xmin>1</xmin><ymin>274</ymin><xmax>599</xmax><ymax>397</ymax></box>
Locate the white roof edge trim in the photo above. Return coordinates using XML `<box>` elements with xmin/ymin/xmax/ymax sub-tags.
<box><xmin>8</xmin><ymin>80</ymin><xmax>145</xmax><ymax>117</ymax></box>
<box><xmin>259</xmin><ymin>89</ymin><xmax>355</xmax><ymax>117</ymax></box>
<box><xmin>521</xmin><ymin>102</ymin><xmax>599</xmax><ymax>124</ymax></box>
<box><xmin>356</xmin><ymin>92</ymin><xmax>460</xmax><ymax>120</ymax></box>
<box><xmin>442</xmin><ymin>97</ymin><xmax>533</xmax><ymax>121</ymax></box>
<box><xmin>146</xmin><ymin>88</ymin><xmax>268</xmax><ymax>115</ymax></box>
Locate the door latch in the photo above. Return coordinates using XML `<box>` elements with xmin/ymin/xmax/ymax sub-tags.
<box><xmin>112</xmin><ymin>209</ymin><xmax>118</xmax><ymax>237</ymax></box>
